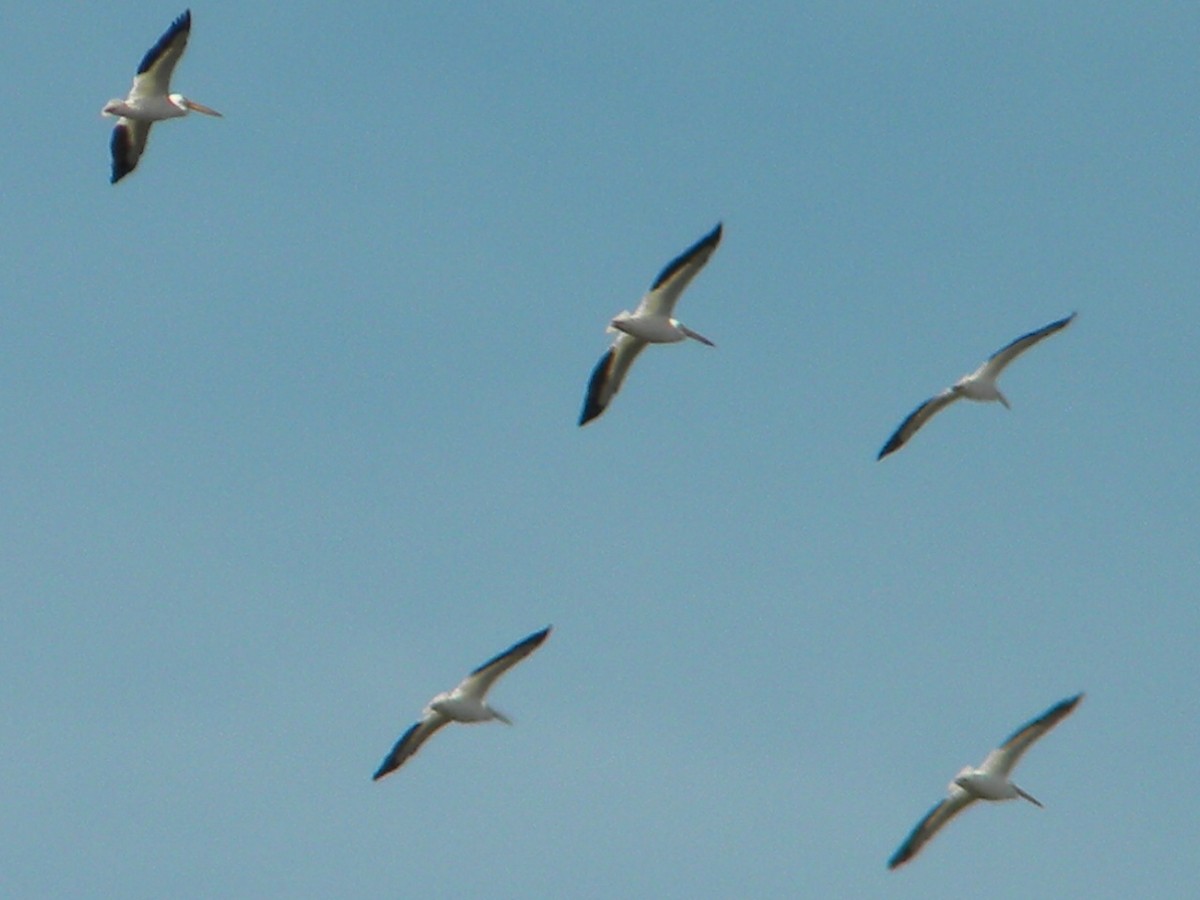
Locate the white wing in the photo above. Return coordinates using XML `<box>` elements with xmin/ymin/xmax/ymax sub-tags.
<box><xmin>635</xmin><ymin>223</ymin><xmax>723</xmax><ymax>319</ymax></box>
<box><xmin>457</xmin><ymin>626</ymin><xmax>552</xmax><ymax>700</ymax></box>
<box><xmin>129</xmin><ymin>10</ymin><xmax>192</xmax><ymax>101</ymax></box>
<box><xmin>578</xmin><ymin>333</ymin><xmax>647</xmax><ymax>426</ymax></box>
<box><xmin>980</xmin><ymin>693</ymin><xmax>1083</xmax><ymax>778</ymax></box>
<box><xmin>371</xmin><ymin>710</ymin><xmax>450</xmax><ymax>780</ymax></box>
<box><xmin>888</xmin><ymin>787</ymin><xmax>976</xmax><ymax>869</ymax></box>
<box><xmin>978</xmin><ymin>313</ymin><xmax>1076</xmax><ymax>380</ymax></box>
<box><xmin>877</xmin><ymin>388</ymin><xmax>960</xmax><ymax>459</ymax></box>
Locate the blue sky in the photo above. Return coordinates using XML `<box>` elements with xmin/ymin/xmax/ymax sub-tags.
<box><xmin>2</xmin><ymin>2</ymin><xmax>1197</xmax><ymax>897</ymax></box>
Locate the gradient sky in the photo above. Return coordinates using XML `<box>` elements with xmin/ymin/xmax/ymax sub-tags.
<box><xmin>2</xmin><ymin>3</ymin><xmax>1198</xmax><ymax>897</ymax></box>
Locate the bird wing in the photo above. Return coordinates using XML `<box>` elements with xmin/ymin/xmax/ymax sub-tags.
<box><xmin>129</xmin><ymin>10</ymin><xmax>192</xmax><ymax>101</ymax></box>
<box><xmin>877</xmin><ymin>388</ymin><xmax>960</xmax><ymax>459</ymax></box>
<box><xmin>372</xmin><ymin>710</ymin><xmax>450</xmax><ymax>780</ymax></box>
<box><xmin>887</xmin><ymin>787</ymin><xmax>976</xmax><ymax>869</ymax></box>
<box><xmin>979</xmin><ymin>313</ymin><xmax>1076</xmax><ymax>380</ymax></box>
<box><xmin>980</xmin><ymin>693</ymin><xmax>1083</xmax><ymax>778</ymax></box>
<box><xmin>579</xmin><ymin>333</ymin><xmax>647</xmax><ymax>426</ymax></box>
<box><xmin>635</xmin><ymin>223</ymin><xmax>723</xmax><ymax>319</ymax></box>
<box><xmin>110</xmin><ymin>118</ymin><xmax>152</xmax><ymax>183</ymax></box>
<box><xmin>458</xmin><ymin>626</ymin><xmax>552</xmax><ymax>699</ymax></box>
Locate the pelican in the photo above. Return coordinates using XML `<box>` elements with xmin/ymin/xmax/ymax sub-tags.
<box><xmin>888</xmin><ymin>693</ymin><xmax>1083</xmax><ymax>870</ymax></box>
<box><xmin>102</xmin><ymin>10</ymin><xmax>222</xmax><ymax>183</ymax></box>
<box><xmin>877</xmin><ymin>313</ymin><xmax>1076</xmax><ymax>459</ymax></box>
<box><xmin>579</xmin><ymin>223</ymin><xmax>722</xmax><ymax>425</ymax></box>
<box><xmin>372</xmin><ymin>626</ymin><xmax>551</xmax><ymax>780</ymax></box>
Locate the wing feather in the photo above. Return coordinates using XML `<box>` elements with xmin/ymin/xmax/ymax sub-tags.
<box><xmin>981</xmin><ymin>693</ymin><xmax>1083</xmax><ymax>778</ymax></box>
<box><xmin>460</xmin><ymin>626</ymin><xmax>552</xmax><ymax>698</ymax></box>
<box><xmin>578</xmin><ymin>334</ymin><xmax>647</xmax><ymax>426</ymax></box>
<box><xmin>110</xmin><ymin>119</ymin><xmax>151</xmax><ymax>183</ymax></box>
<box><xmin>980</xmin><ymin>313</ymin><xmax>1076</xmax><ymax>379</ymax></box>
<box><xmin>888</xmin><ymin>789</ymin><xmax>976</xmax><ymax>869</ymax></box>
<box><xmin>371</xmin><ymin>712</ymin><xmax>450</xmax><ymax>780</ymax></box>
<box><xmin>637</xmin><ymin>223</ymin><xmax>722</xmax><ymax>319</ymax></box>
<box><xmin>130</xmin><ymin>10</ymin><xmax>192</xmax><ymax>99</ymax></box>
<box><xmin>877</xmin><ymin>389</ymin><xmax>959</xmax><ymax>459</ymax></box>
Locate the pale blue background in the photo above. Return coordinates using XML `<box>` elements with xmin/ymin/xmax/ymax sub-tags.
<box><xmin>2</xmin><ymin>3</ymin><xmax>1197</xmax><ymax>897</ymax></box>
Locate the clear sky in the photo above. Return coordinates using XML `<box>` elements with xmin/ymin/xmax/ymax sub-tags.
<box><xmin>2</xmin><ymin>2</ymin><xmax>1197</xmax><ymax>897</ymax></box>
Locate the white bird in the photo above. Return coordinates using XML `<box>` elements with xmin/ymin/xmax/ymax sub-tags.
<box><xmin>372</xmin><ymin>626</ymin><xmax>551</xmax><ymax>780</ymax></box>
<box><xmin>877</xmin><ymin>313</ymin><xmax>1076</xmax><ymax>459</ymax></box>
<box><xmin>102</xmin><ymin>10</ymin><xmax>222</xmax><ymax>184</ymax></box>
<box><xmin>579</xmin><ymin>223</ymin><xmax>722</xmax><ymax>425</ymax></box>
<box><xmin>888</xmin><ymin>693</ymin><xmax>1083</xmax><ymax>870</ymax></box>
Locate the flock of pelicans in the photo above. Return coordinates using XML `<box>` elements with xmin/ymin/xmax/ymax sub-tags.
<box><xmin>105</xmin><ymin>10</ymin><xmax>1086</xmax><ymax>872</ymax></box>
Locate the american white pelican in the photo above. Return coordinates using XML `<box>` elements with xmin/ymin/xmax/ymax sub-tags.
<box><xmin>372</xmin><ymin>626</ymin><xmax>551</xmax><ymax>780</ymax></box>
<box><xmin>877</xmin><ymin>313</ymin><xmax>1076</xmax><ymax>459</ymax></box>
<box><xmin>888</xmin><ymin>693</ymin><xmax>1083</xmax><ymax>870</ymax></box>
<box><xmin>102</xmin><ymin>10</ymin><xmax>222</xmax><ymax>184</ymax></box>
<box><xmin>579</xmin><ymin>223</ymin><xmax>722</xmax><ymax>425</ymax></box>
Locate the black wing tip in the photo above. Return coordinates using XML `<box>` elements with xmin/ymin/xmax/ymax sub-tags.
<box><xmin>1054</xmin><ymin>692</ymin><xmax>1085</xmax><ymax>715</ymax></box>
<box><xmin>468</xmin><ymin>625</ymin><xmax>553</xmax><ymax>676</ymax></box>
<box><xmin>372</xmin><ymin>746</ymin><xmax>403</xmax><ymax>781</ymax></box>
<box><xmin>877</xmin><ymin>419</ymin><xmax>912</xmax><ymax>459</ymax></box>
<box><xmin>886</xmin><ymin>850</ymin><xmax>910</xmax><ymax>870</ymax></box>
<box><xmin>136</xmin><ymin>9</ymin><xmax>193</xmax><ymax>75</ymax></box>
<box><xmin>110</xmin><ymin>126</ymin><xmax>134</xmax><ymax>183</ymax></box>
<box><xmin>579</xmin><ymin>398</ymin><xmax>603</xmax><ymax>426</ymax></box>
<box><xmin>578</xmin><ymin>408</ymin><xmax>601</xmax><ymax>426</ymax></box>
<box><xmin>1037</xmin><ymin>312</ymin><xmax>1077</xmax><ymax>337</ymax></box>
<box><xmin>170</xmin><ymin>9</ymin><xmax>194</xmax><ymax>34</ymax></box>
<box><xmin>579</xmin><ymin>349</ymin><xmax>615</xmax><ymax>426</ymax></box>
<box><xmin>514</xmin><ymin>625</ymin><xmax>553</xmax><ymax>654</ymax></box>
<box><xmin>648</xmin><ymin>221</ymin><xmax>724</xmax><ymax>291</ymax></box>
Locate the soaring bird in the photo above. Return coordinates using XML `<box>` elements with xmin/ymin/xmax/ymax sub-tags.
<box><xmin>372</xmin><ymin>627</ymin><xmax>551</xmax><ymax>781</ymax></box>
<box><xmin>102</xmin><ymin>10</ymin><xmax>222</xmax><ymax>183</ymax></box>
<box><xmin>888</xmin><ymin>693</ymin><xmax>1083</xmax><ymax>869</ymax></box>
<box><xmin>878</xmin><ymin>313</ymin><xmax>1076</xmax><ymax>459</ymax></box>
<box><xmin>579</xmin><ymin>223</ymin><xmax>722</xmax><ymax>425</ymax></box>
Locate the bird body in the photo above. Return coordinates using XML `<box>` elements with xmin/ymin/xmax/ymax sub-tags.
<box><xmin>426</xmin><ymin>688</ymin><xmax>511</xmax><ymax>724</ymax></box>
<box><xmin>607</xmin><ymin>310</ymin><xmax>699</xmax><ymax>344</ymax></box>
<box><xmin>103</xmin><ymin>93</ymin><xmax>192</xmax><ymax>122</ymax></box>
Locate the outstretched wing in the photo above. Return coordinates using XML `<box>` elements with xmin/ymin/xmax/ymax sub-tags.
<box><xmin>979</xmin><ymin>313</ymin><xmax>1076</xmax><ymax>380</ymax></box>
<box><xmin>372</xmin><ymin>711</ymin><xmax>450</xmax><ymax>780</ymax></box>
<box><xmin>635</xmin><ymin>223</ymin><xmax>723</xmax><ymax>319</ymax></box>
<box><xmin>981</xmin><ymin>693</ymin><xmax>1083</xmax><ymax>778</ymax></box>
<box><xmin>877</xmin><ymin>388</ymin><xmax>960</xmax><ymax>459</ymax></box>
<box><xmin>129</xmin><ymin>10</ymin><xmax>192</xmax><ymax>101</ymax></box>
<box><xmin>888</xmin><ymin>787</ymin><xmax>976</xmax><ymax>869</ymax></box>
<box><xmin>458</xmin><ymin>626</ymin><xmax>552</xmax><ymax>699</ymax></box>
<box><xmin>110</xmin><ymin>118</ymin><xmax>152</xmax><ymax>183</ymax></box>
<box><xmin>578</xmin><ymin>334</ymin><xmax>647</xmax><ymax>426</ymax></box>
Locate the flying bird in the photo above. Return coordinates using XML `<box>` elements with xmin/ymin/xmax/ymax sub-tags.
<box><xmin>372</xmin><ymin>626</ymin><xmax>551</xmax><ymax>780</ymax></box>
<box><xmin>888</xmin><ymin>693</ymin><xmax>1083</xmax><ymax>870</ymax></box>
<box><xmin>102</xmin><ymin>10</ymin><xmax>222</xmax><ymax>183</ymax></box>
<box><xmin>877</xmin><ymin>313</ymin><xmax>1076</xmax><ymax>459</ymax></box>
<box><xmin>579</xmin><ymin>223</ymin><xmax>722</xmax><ymax>425</ymax></box>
